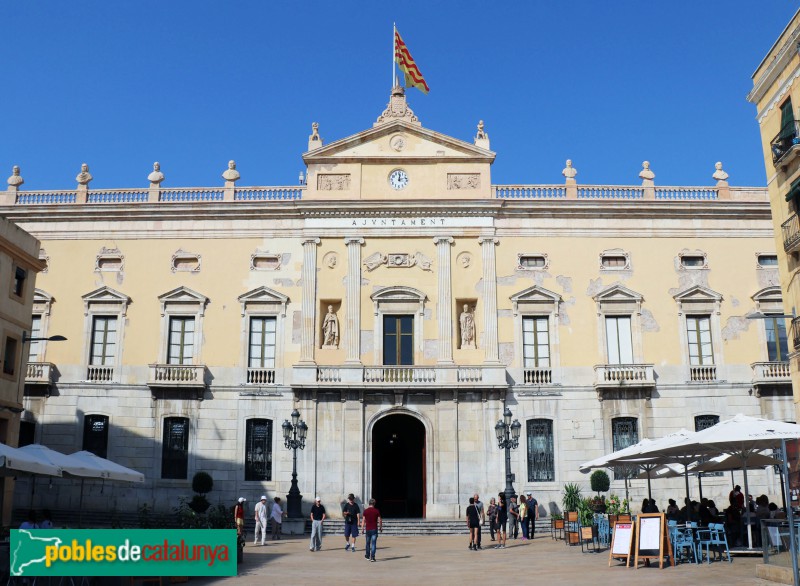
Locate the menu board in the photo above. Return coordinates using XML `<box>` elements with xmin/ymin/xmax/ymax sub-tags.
<box><xmin>609</xmin><ymin>522</ymin><xmax>634</xmax><ymax>566</ymax></box>
<box><xmin>638</xmin><ymin>517</ymin><xmax>661</xmax><ymax>556</ymax></box>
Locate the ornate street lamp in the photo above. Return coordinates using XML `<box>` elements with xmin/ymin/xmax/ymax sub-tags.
<box><xmin>495</xmin><ymin>407</ymin><xmax>521</xmax><ymax>504</ymax></box>
<box><xmin>282</xmin><ymin>408</ymin><xmax>308</xmax><ymax>518</ymax></box>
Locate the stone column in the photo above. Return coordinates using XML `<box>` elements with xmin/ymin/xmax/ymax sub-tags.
<box><xmin>479</xmin><ymin>237</ymin><xmax>500</xmax><ymax>363</ymax></box>
<box><xmin>299</xmin><ymin>238</ymin><xmax>320</xmax><ymax>363</ymax></box>
<box><xmin>344</xmin><ymin>237</ymin><xmax>365</xmax><ymax>363</ymax></box>
<box><xmin>434</xmin><ymin>236</ymin><xmax>454</xmax><ymax>363</ymax></box>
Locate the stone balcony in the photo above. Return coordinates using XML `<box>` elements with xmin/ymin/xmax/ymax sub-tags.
<box><xmin>86</xmin><ymin>365</ymin><xmax>114</xmax><ymax>383</ymax></box>
<box><xmin>25</xmin><ymin>362</ymin><xmax>55</xmax><ymax>386</ymax></box>
<box><xmin>147</xmin><ymin>364</ymin><xmax>207</xmax><ymax>399</ymax></box>
<box><xmin>751</xmin><ymin>361</ymin><xmax>791</xmax><ymax>396</ymax></box>
<box><xmin>593</xmin><ymin>364</ymin><xmax>655</xmax><ymax>400</ymax></box>
<box><xmin>292</xmin><ymin>364</ymin><xmax>507</xmax><ymax>391</ymax></box>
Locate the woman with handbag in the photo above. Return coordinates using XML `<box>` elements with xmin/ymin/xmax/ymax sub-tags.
<box><xmin>487</xmin><ymin>497</ymin><xmax>498</xmax><ymax>541</ymax></box>
<box><xmin>519</xmin><ymin>494</ymin><xmax>529</xmax><ymax>540</ymax></box>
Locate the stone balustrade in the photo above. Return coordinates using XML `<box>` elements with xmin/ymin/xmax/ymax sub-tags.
<box><xmin>25</xmin><ymin>362</ymin><xmax>55</xmax><ymax>385</ymax></box>
<box><xmin>689</xmin><ymin>364</ymin><xmax>717</xmax><ymax>383</ymax></box>
<box><xmin>751</xmin><ymin>361</ymin><xmax>791</xmax><ymax>383</ymax></box>
<box><xmin>593</xmin><ymin>364</ymin><xmax>655</xmax><ymax>388</ymax></box>
<box><xmin>246</xmin><ymin>367</ymin><xmax>277</xmax><ymax>385</ymax></box>
<box><xmin>147</xmin><ymin>364</ymin><xmax>206</xmax><ymax>387</ymax></box>
<box><xmin>86</xmin><ymin>365</ymin><xmax>114</xmax><ymax>382</ymax></box>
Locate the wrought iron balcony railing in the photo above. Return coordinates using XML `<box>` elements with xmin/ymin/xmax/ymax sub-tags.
<box><xmin>771</xmin><ymin>120</ymin><xmax>800</xmax><ymax>165</ymax></box>
<box><xmin>793</xmin><ymin>316</ymin><xmax>800</xmax><ymax>350</ymax></box>
<box><xmin>783</xmin><ymin>213</ymin><xmax>800</xmax><ymax>253</ymax></box>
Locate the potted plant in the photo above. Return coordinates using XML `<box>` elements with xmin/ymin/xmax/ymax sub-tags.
<box><xmin>562</xmin><ymin>483</ymin><xmax>583</xmax><ymax>544</ymax></box>
<box><xmin>188</xmin><ymin>471</ymin><xmax>214</xmax><ymax>514</ymax></box>
<box><xmin>589</xmin><ymin>470</ymin><xmax>610</xmax><ymax>512</ymax></box>
<box><xmin>577</xmin><ymin>498</ymin><xmax>598</xmax><ymax>544</ymax></box>
<box><xmin>551</xmin><ymin>512</ymin><xmax>565</xmax><ymax>536</ymax></box>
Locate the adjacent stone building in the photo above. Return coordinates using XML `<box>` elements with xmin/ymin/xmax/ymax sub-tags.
<box><xmin>4</xmin><ymin>87</ymin><xmax>790</xmax><ymax>519</ymax></box>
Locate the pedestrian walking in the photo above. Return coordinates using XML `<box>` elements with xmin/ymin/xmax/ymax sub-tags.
<box><xmin>343</xmin><ymin>493</ymin><xmax>361</xmax><ymax>552</ymax></box>
<box><xmin>466</xmin><ymin>497</ymin><xmax>480</xmax><ymax>550</ymax></box>
<box><xmin>309</xmin><ymin>496</ymin><xmax>326</xmax><ymax>551</ymax></box>
<box><xmin>361</xmin><ymin>498</ymin><xmax>383</xmax><ymax>562</ymax></box>
<box><xmin>270</xmin><ymin>497</ymin><xmax>286</xmax><ymax>540</ymax></box>
<box><xmin>525</xmin><ymin>492</ymin><xmax>539</xmax><ymax>539</ymax></box>
<box><xmin>254</xmin><ymin>495</ymin><xmax>269</xmax><ymax>545</ymax></box>
<box><xmin>473</xmin><ymin>493</ymin><xmax>486</xmax><ymax>549</ymax></box>
<box><xmin>487</xmin><ymin>497</ymin><xmax>498</xmax><ymax>541</ymax></box>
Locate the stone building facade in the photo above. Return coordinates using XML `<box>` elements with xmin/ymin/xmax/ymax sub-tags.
<box><xmin>3</xmin><ymin>87</ymin><xmax>791</xmax><ymax>519</ymax></box>
<box><xmin>748</xmin><ymin>8</ymin><xmax>800</xmax><ymax>427</ymax></box>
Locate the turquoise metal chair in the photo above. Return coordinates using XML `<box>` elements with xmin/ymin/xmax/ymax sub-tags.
<box><xmin>669</xmin><ymin>520</ymin><xmax>698</xmax><ymax>564</ymax></box>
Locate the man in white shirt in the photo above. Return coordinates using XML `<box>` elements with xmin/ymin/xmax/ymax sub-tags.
<box><xmin>254</xmin><ymin>495</ymin><xmax>269</xmax><ymax>545</ymax></box>
<box><xmin>271</xmin><ymin>497</ymin><xmax>286</xmax><ymax>540</ymax></box>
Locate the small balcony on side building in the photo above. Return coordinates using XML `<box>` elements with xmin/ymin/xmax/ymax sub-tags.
<box><xmin>771</xmin><ymin>120</ymin><xmax>800</xmax><ymax>168</ymax></box>
<box><xmin>25</xmin><ymin>362</ymin><xmax>56</xmax><ymax>386</ymax></box>
<box><xmin>751</xmin><ymin>361</ymin><xmax>792</xmax><ymax>397</ymax></box>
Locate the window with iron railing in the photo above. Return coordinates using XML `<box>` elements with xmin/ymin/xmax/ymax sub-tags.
<box><xmin>612</xmin><ymin>417</ymin><xmax>639</xmax><ymax>480</ymax></box>
<box><xmin>83</xmin><ymin>414</ymin><xmax>109</xmax><ymax>459</ymax></box>
<box><xmin>527</xmin><ymin>419</ymin><xmax>555</xmax><ymax>482</ymax></box>
<box><xmin>245</xmin><ymin>419</ymin><xmax>272</xmax><ymax>481</ymax></box>
<box><xmin>162</xmin><ymin>417</ymin><xmax>189</xmax><ymax>479</ymax></box>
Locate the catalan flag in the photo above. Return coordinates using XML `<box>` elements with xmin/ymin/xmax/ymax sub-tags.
<box><xmin>394</xmin><ymin>28</ymin><xmax>430</xmax><ymax>94</ymax></box>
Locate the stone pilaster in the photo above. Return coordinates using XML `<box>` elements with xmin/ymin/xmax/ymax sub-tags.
<box><xmin>434</xmin><ymin>236</ymin><xmax>454</xmax><ymax>363</ymax></box>
<box><xmin>299</xmin><ymin>238</ymin><xmax>320</xmax><ymax>363</ymax></box>
<box><xmin>479</xmin><ymin>236</ymin><xmax>500</xmax><ymax>363</ymax></box>
<box><xmin>344</xmin><ymin>237</ymin><xmax>365</xmax><ymax>363</ymax></box>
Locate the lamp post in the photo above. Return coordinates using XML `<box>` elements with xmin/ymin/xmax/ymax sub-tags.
<box><xmin>282</xmin><ymin>409</ymin><xmax>308</xmax><ymax>519</ymax></box>
<box><xmin>495</xmin><ymin>407</ymin><xmax>521</xmax><ymax>505</ymax></box>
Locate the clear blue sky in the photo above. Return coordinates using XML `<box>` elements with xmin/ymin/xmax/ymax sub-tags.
<box><xmin>2</xmin><ymin>1</ymin><xmax>797</xmax><ymax>190</ymax></box>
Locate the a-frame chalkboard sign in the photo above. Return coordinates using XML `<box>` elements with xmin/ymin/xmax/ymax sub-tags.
<box><xmin>634</xmin><ymin>513</ymin><xmax>674</xmax><ymax>569</ymax></box>
<box><xmin>608</xmin><ymin>520</ymin><xmax>634</xmax><ymax>567</ymax></box>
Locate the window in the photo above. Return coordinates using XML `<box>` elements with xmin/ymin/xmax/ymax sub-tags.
<box><xmin>168</xmin><ymin>317</ymin><xmax>195</xmax><ymax>365</ymax></box>
<box><xmin>248</xmin><ymin>317</ymin><xmax>276</xmax><ymax>368</ymax></box>
<box><xmin>757</xmin><ymin>254</ymin><xmax>779</xmax><ymax>268</ymax></box>
<box><xmin>162</xmin><ymin>417</ymin><xmax>189</xmax><ymax>479</ymax></box>
<box><xmin>599</xmin><ymin>249</ymin><xmax>631</xmax><ymax>271</ymax></box>
<box><xmin>612</xmin><ymin>417</ymin><xmax>638</xmax><ymax>480</ymax></box>
<box><xmin>517</xmin><ymin>254</ymin><xmax>548</xmax><ymax>270</ymax></box>
<box><xmin>605</xmin><ymin>316</ymin><xmax>633</xmax><ymax>364</ymax></box>
<box><xmin>522</xmin><ymin>317</ymin><xmax>550</xmax><ymax>367</ymax></box>
<box><xmin>680</xmin><ymin>255</ymin><xmax>706</xmax><ymax>269</ymax></box>
<box><xmin>602</xmin><ymin>256</ymin><xmax>627</xmax><ymax>268</ymax></box>
<box><xmin>694</xmin><ymin>415</ymin><xmax>721</xmax><ymax>476</ymax></box>
<box><xmin>687</xmin><ymin>315</ymin><xmax>714</xmax><ymax>365</ymax></box>
<box><xmin>12</xmin><ymin>267</ymin><xmax>26</xmax><ymax>298</ymax></box>
<box><xmin>82</xmin><ymin>414</ymin><xmax>109</xmax><ymax>458</ymax></box>
<box><xmin>245</xmin><ymin>419</ymin><xmax>272</xmax><ymax>481</ymax></box>
<box><xmin>781</xmin><ymin>98</ymin><xmax>795</xmax><ymax>139</ymax></box>
<box><xmin>18</xmin><ymin>421</ymin><xmax>35</xmax><ymax>447</ymax></box>
<box><xmin>28</xmin><ymin>315</ymin><xmax>42</xmax><ymax>362</ymax></box>
<box><xmin>3</xmin><ymin>337</ymin><xmax>18</xmax><ymax>376</ymax></box>
<box><xmin>383</xmin><ymin>315</ymin><xmax>414</xmax><ymax>365</ymax></box>
<box><xmin>90</xmin><ymin>317</ymin><xmax>117</xmax><ymax>366</ymax></box>
<box><xmin>527</xmin><ymin>419</ymin><xmax>554</xmax><ymax>482</ymax></box>
<box><xmin>765</xmin><ymin>315</ymin><xmax>789</xmax><ymax>362</ymax></box>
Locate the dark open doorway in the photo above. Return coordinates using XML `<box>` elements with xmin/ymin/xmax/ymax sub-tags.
<box><xmin>372</xmin><ymin>414</ymin><xmax>426</xmax><ymax>518</ymax></box>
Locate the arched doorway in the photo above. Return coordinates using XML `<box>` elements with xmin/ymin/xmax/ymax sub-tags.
<box><xmin>371</xmin><ymin>414</ymin><xmax>426</xmax><ymax>518</ymax></box>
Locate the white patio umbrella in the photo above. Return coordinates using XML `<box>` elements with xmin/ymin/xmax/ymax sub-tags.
<box><xmin>579</xmin><ymin>438</ymin><xmax>663</xmax><ymax>500</ymax></box>
<box><xmin>18</xmin><ymin>444</ymin><xmax>108</xmax><ymax>478</ymax></box>
<box><xmin>654</xmin><ymin>414</ymin><xmax>800</xmax><ymax>552</ymax></box>
<box><xmin>68</xmin><ymin>451</ymin><xmax>145</xmax><ymax>483</ymax></box>
<box><xmin>0</xmin><ymin>443</ymin><xmax>61</xmax><ymax>477</ymax></box>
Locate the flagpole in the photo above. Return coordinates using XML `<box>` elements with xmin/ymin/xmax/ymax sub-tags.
<box><xmin>392</xmin><ymin>23</ymin><xmax>396</xmax><ymax>89</ymax></box>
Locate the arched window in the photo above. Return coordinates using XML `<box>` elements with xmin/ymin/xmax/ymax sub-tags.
<box><xmin>245</xmin><ymin>419</ymin><xmax>273</xmax><ymax>481</ymax></box>
<box><xmin>527</xmin><ymin>419</ymin><xmax>554</xmax><ymax>482</ymax></box>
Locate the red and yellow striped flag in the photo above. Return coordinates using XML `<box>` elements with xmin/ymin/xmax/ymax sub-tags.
<box><xmin>394</xmin><ymin>29</ymin><xmax>430</xmax><ymax>94</ymax></box>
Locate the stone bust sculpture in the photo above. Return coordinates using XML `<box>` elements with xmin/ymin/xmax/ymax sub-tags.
<box><xmin>712</xmin><ymin>161</ymin><xmax>729</xmax><ymax>183</ymax></box>
<box><xmin>459</xmin><ymin>304</ymin><xmax>476</xmax><ymax>349</ymax></box>
<box><xmin>148</xmin><ymin>162</ymin><xmax>165</xmax><ymax>185</ymax></box>
<box><xmin>639</xmin><ymin>161</ymin><xmax>655</xmax><ymax>181</ymax></box>
<box><xmin>76</xmin><ymin>163</ymin><xmax>93</xmax><ymax>185</ymax></box>
<box><xmin>562</xmin><ymin>159</ymin><xmax>577</xmax><ymax>180</ymax></box>
<box><xmin>322</xmin><ymin>305</ymin><xmax>339</xmax><ymax>348</ymax></box>
<box><xmin>222</xmin><ymin>160</ymin><xmax>240</xmax><ymax>182</ymax></box>
<box><xmin>7</xmin><ymin>165</ymin><xmax>23</xmax><ymax>187</ymax></box>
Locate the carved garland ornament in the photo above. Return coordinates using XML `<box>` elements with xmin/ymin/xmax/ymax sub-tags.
<box><xmin>363</xmin><ymin>251</ymin><xmax>432</xmax><ymax>272</ymax></box>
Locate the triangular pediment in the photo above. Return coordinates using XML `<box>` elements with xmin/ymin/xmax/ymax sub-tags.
<box><xmin>82</xmin><ymin>286</ymin><xmax>131</xmax><ymax>316</ymax></box>
<box><xmin>593</xmin><ymin>284</ymin><xmax>643</xmax><ymax>303</ymax></box>
<box><xmin>303</xmin><ymin>121</ymin><xmax>495</xmax><ymax>164</ymax></box>
<box><xmin>672</xmin><ymin>284</ymin><xmax>722</xmax><ymax>303</ymax></box>
<box><xmin>238</xmin><ymin>286</ymin><xmax>290</xmax><ymax>316</ymax></box>
<box><xmin>510</xmin><ymin>285</ymin><xmax>561</xmax><ymax>316</ymax></box>
<box><xmin>158</xmin><ymin>286</ymin><xmax>209</xmax><ymax>316</ymax></box>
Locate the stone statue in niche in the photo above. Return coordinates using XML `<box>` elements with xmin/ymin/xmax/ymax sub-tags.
<box><xmin>322</xmin><ymin>305</ymin><xmax>339</xmax><ymax>348</ymax></box>
<box><xmin>459</xmin><ymin>304</ymin><xmax>476</xmax><ymax>349</ymax></box>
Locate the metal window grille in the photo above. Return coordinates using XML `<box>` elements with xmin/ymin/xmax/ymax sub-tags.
<box><xmin>162</xmin><ymin>417</ymin><xmax>189</xmax><ymax>479</ymax></box>
<box><xmin>612</xmin><ymin>417</ymin><xmax>639</xmax><ymax>480</ymax></box>
<box><xmin>694</xmin><ymin>414</ymin><xmax>722</xmax><ymax>477</ymax></box>
<box><xmin>83</xmin><ymin>414</ymin><xmax>109</xmax><ymax>458</ymax></box>
<box><xmin>245</xmin><ymin>419</ymin><xmax>273</xmax><ymax>481</ymax></box>
<box><xmin>527</xmin><ymin>419</ymin><xmax>554</xmax><ymax>482</ymax></box>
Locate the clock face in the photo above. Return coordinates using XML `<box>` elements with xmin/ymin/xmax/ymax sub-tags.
<box><xmin>389</xmin><ymin>169</ymin><xmax>409</xmax><ymax>190</ymax></box>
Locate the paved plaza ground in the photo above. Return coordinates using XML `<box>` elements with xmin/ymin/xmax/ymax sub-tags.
<box><xmin>192</xmin><ymin>533</ymin><xmax>777</xmax><ymax>586</ymax></box>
